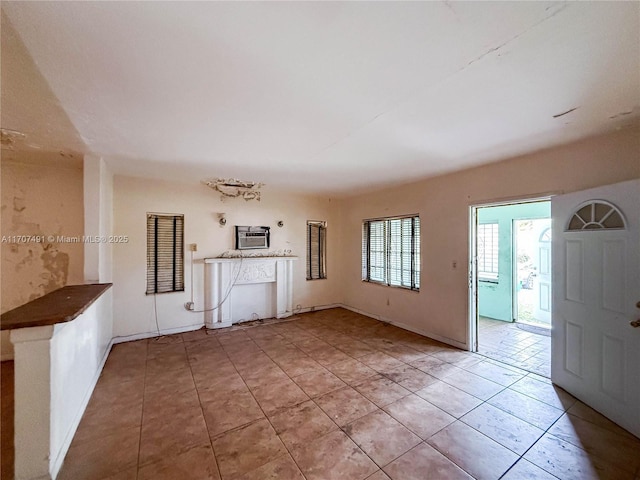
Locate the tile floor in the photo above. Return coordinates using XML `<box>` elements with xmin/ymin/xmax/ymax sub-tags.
<box><xmin>477</xmin><ymin>317</ymin><xmax>551</xmax><ymax>377</ymax></box>
<box><xmin>3</xmin><ymin>308</ymin><xmax>640</xmax><ymax>480</ymax></box>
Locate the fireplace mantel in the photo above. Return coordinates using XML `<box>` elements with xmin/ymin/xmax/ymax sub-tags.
<box><xmin>203</xmin><ymin>256</ymin><xmax>297</xmax><ymax>329</ymax></box>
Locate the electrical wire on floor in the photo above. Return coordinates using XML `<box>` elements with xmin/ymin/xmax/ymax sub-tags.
<box><xmin>186</xmin><ymin>254</ymin><xmax>244</xmax><ymax>313</ymax></box>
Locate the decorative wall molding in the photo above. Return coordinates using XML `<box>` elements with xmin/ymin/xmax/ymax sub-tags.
<box><xmin>236</xmin><ymin>261</ymin><xmax>276</xmax><ymax>284</ymax></box>
<box><xmin>204</xmin><ymin>257</ymin><xmax>297</xmax><ymax>328</ymax></box>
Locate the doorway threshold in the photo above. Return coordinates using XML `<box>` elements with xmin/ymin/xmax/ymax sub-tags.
<box><xmin>516</xmin><ymin>322</ymin><xmax>551</xmax><ymax>336</ymax></box>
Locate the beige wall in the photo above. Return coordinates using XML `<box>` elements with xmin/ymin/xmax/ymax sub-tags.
<box><xmin>339</xmin><ymin>126</ymin><xmax>640</xmax><ymax>348</ymax></box>
<box><xmin>112</xmin><ymin>175</ymin><xmax>342</xmax><ymax>340</ymax></box>
<box><xmin>2</xmin><ymin>126</ymin><xmax>637</xmax><ymax>355</ymax></box>
<box><xmin>1</xmin><ymin>151</ymin><xmax>85</xmax><ymax>358</ymax></box>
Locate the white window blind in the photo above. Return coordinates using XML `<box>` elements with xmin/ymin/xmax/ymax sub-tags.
<box><xmin>146</xmin><ymin>214</ymin><xmax>185</xmax><ymax>294</ymax></box>
<box><xmin>478</xmin><ymin>222</ymin><xmax>499</xmax><ymax>281</ymax></box>
<box><xmin>307</xmin><ymin>221</ymin><xmax>327</xmax><ymax>280</ymax></box>
<box><xmin>362</xmin><ymin>215</ymin><xmax>420</xmax><ymax>291</ymax></box>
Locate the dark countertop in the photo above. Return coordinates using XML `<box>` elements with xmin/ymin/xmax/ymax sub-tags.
<box><xmin>0</xmin><ymin>283</ymin><xmax>112</xmax><ymax>331</ymax></box>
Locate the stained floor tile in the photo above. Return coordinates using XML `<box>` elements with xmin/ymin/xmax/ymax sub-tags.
<box><xmin>460</xmin><ymin>403</ymin><xmax>545</xmax><ymax>455</ymax></box>
<box><xmin>268</xmin><ymin>400</ymin><xmax>337</xmax><ymax>450</ymax></box>
<box><xmin>201</xmin><ymin>390</ymin><xmax>265</xmax><ymax>438</ymax></box>
<box><xmin>477</xmin><ymin>317</ymin><xmax>551</xmax><ymax>376</ymax></box>
<box><xmin>383</xmin><ymin>394</ymin><xmax>455</xmax><ymax>439</ymax></box>
<box><xmin>291</xmin><ymin>430</ymin><xmax>378</xmax><ymax>480</ymax></box>
<box><xmin>381</xmin><ymin>364</ymin><xmax>438</xmax><ymax>392</ymax></box>
<box><xmin>354</xmin><ymin>376</ymin><xmax>411</xmax><ymax>407</ymax></box>
<box><xmin>315</xmin><ymin>386</ymin><xmax>379</xmax><ymax>426</ymax></box>
<box><xmin>211</xmin><ymin>418</ymin><xmax>287</xmax><ymax>479</ymax></box>
<box><xmin>366</xmin><ymin>470</ymin><xmax>392</xmax><ymax>480</ymax></box>
<box><xmin>251</xmin><ymin>377</ymin><xmax>309</xmax><ymax>415</ymax></box>
<box><xmin>383</xmin><ymin>443</ymin><xmax>473</xmax><ymax>480</ymax></box>
<box><xmin>488</xmin><ymin>388</ymin><xmax>564</xmax><ymax>430</ymax></box>
<box><xmin>415</xmin><ymin>381</ymin><xmax>483</xmax><ymax>418</ymax></box>
<box><xmin>524</xmin><ymin>433</ymin><xmax>633</xmax><ymax>480</ymax></box>
<box><xmin>327</xmin><ymin>358</ymin><xmax>380</xmax><ymax>385</ymax></box>
<box><xmin>39</xmin><ymin>308</ymin><xmax>635</xmax><ymax>480</ymax></box>
<box><xmin>547</xmin><ymin>413</ymin><xmax>640</xmax><ymax>474</ymax></box>
<box><xmin>567</xmin><ymin>400</ymin><xmax>638</xmax><ymax>439</ymax></box>
<box><xmin>428</xmin><ymin>421</ymin><xmax>519</xmax><ymax>479</ymax></box>
<box><xmin>137</xmin><ymin>444</ymin><xmax>220</xmax><ymax>480</ymax></box>
<box><xmin>237</xmin><ymin>453</ymin><xmax>305</xmax><ymax>480</ymax></box>
<box><xmin>441</xmin><ymin>368</ymin><xmax>504</xmax><ymax>401</ymax></box>
<box><xmin>139</xmin><ymin>410</ymin><xmax>210</xmax><ymax>467</ymax></box>
<box><xmin>510</xmin><ymin>374</ymin><xmax>576</xmax><ymax>410</ymax></box>
<box><xmin>58</xmin><ymin>426</ymin><xmax>140</xmax><ymax>480</ymax></box>
<box><xmin>501</xmin><ymin>458</ymin><xmax>559</xmax><ymax>480</ymax></box>
<box><xmin>343</xmin><ymin>409</ymin><xmax>421</xmax><ymax>467</ymax></box>
<box><xmin>464</xmin><ymin>360</ymin><xmax>525</xmax><ymax>386</ymax></box>
<box><xmin>292</xmin><ymin>368</ymin><xmax>347</xmax><ymax>398</ymax></box>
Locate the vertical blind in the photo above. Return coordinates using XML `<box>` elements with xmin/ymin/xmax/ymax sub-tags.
<box><xmin>362</xmin><ymin>215</ymin><xmax>420</xmax><ymax>290</ymax></box>
<box><xmin>146</xmin><ymin>214</ymin><xmax>185</xmax><ymax>294</ymax></box>
<box><xmin>307</xmin><ymin>221</ymin><xmax>327</xmax><ymax>280</ymax></box>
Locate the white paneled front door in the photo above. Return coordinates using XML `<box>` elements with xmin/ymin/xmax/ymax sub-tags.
<box><xmin>551</xmin><ymin>179</ymin><xmax>640</xmax><ymax>437</ymax></box>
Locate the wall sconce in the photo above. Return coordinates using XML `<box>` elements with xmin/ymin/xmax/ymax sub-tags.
<box><xmin>277</xmin><ymin>221</ymin><xmax>284</xmax><ymax>227</ymax></box>
<box><xmin>218</xmin><ymin>213</ymin><xmax>227</xmax><ymax>226</ymax></box>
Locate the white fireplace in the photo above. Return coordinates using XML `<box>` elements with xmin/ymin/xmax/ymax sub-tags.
<box><xmin>203</xmin><ymin>256</ymin><xmax>297</xmax><ymax>329</ymax></box>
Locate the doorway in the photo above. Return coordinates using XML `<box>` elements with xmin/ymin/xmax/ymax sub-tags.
<box><xmin>470</xmin><ymin>199</ymin><xmax>551</xmax><ymax>377</ymax></box>
<box><xmin>513</xmin><ymin>218</ymin><xmax>552</xmax><ymax>328</ymax></box>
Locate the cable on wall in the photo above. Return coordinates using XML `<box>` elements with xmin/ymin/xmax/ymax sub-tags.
<box><xmin>186</xmin><ymin>255</ymin><xmax>244</xmax><ymax>313</ymax></box>
<box><xmin>152</xmin><ymin>293</ymin><xmax>162</xmax><ymax>340</ymax></box>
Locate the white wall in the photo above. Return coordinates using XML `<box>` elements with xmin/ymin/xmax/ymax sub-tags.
<box><xmin>10</xmin><ymin>287</ymin><xmax>113</xmax><ymax>480</ymax></box>
<box><xmin>339</xmin><ymin>126</ymin><xmax>640</xmax><ymax>349</ymax></box>
<box><xmin>83</xmin><ymin>155</ymin><xmax>114</xmax><ymax>283</ymax></box>
<box><xmin>112</xmin><ymin>175</ymin><xmax>342</xmax><ymax>340</ymax></box>
<box><xmin>50</xmin><ymin>288</ymin><xmax>112</xmax><ymax>477</ymax></box>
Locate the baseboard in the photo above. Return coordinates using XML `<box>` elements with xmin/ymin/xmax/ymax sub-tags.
<box><xmin>339</xmin><ymin>304</ymin><xmax>469</xmax><ymax>351</ymax></box>
<box><xmin>51</xmin><ymin>337</ymin><xmax>114</xmax><ymax>479</ymax></box>
<box><xmin>112</xmin><ymin>323</ymin><xmax>204</xmax><ymax>344</ymax></box>
<box><xmin>292</xmin><ymin>303</ymin><xmax>343</xmax><ymax>315</ymax></box>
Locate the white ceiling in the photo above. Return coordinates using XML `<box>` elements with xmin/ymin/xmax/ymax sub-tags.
<box><xmin>1</xmin><ymin>1</ymin><xmax>638</xmax><ymax>196</ymax></box>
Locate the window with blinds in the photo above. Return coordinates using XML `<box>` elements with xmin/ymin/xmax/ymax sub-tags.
<box><xmin>362</xmin><ymin>215</ymin><xmax>420</xmax><ymax>291</ymax></box>
<box><xmin>146</xmin><ymin>213</ymin><xmax>185</xmax><ymax>294</ymax></box>
<box><xmin>478</xmin><ymin>222</ymin><xmax>499</xmax><ymax>282</ymax></box>
<box><xmin>307</xmin><ymin>220</ymin><xmax>327</xmax><ymax>280</ymax></box>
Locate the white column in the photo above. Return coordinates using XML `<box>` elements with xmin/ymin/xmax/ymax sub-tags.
<box><xmin>83</xmin><ymin>155</ymin><xmax>101</xmax><ymax>283</ymax></box>
<box><xmin>10</xmin><ymin>325</ymin><xmax>55</xmax><ymax>480</ymax></box>
<box><xmin>276</xmin><ymin>258</ymin><xmax>295</xmax><ymax>318</ymax></box>
<box><xmin>205</xmin><ymin>261</ymin><xmax>232</xmax><ymax>329</ymax></box>
<box><xmin>83</xmin><ymin>155</ymin><xmax>114</xmax><ymax>283</ymax></box>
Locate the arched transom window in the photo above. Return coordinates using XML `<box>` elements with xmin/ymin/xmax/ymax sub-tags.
<box><xmin>539</xmin><ymin>227</ymin><xmax>551</xmax><ymax>242</ymax></box>
<box><xmin>567</xmin><ymin>201</ymin><xmax>626</xmax><ymax>231</ymax></box>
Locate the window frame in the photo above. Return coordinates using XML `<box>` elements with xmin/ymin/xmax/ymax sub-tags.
<box><xmin>146</xmin><ymin>213</ymin><xmax>185</xmax><ymax>294</ymax></box>
<box><xmin>306</xmin><ymin>220</ymin><xmax>327</xmax><ymax>280</ymax></box>
<box><xmin>362</xmin><ymin>214</ymin><xmax>420</xmax><ymax>291</ymax></box>
<box><xmin>477</xmin><ymin>222</ymin><xmax>499</xmax><ymax>283</ymax></box>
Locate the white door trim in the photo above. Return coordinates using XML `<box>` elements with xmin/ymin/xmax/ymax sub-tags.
<box><xmin>468</xmin><ymin>196</ymin><xmax>551</xmax><ymax>352</ymax></box>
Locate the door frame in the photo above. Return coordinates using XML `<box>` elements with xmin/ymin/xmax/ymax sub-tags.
<box><xmin>468</xmin><ymin>195</ymin><xmax>552</xmax><ymax>352</ymax></box>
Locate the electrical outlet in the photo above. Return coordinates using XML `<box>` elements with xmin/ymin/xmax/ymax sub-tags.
<box><xmin>184</xmin><ymin>302</ymin><xmax>194</xmax><ymax>311</ymax></box>
<box><xmin>189</xmin><ymin>243</ymin><xmax>198</xmax><ymax>252</ymax></box>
